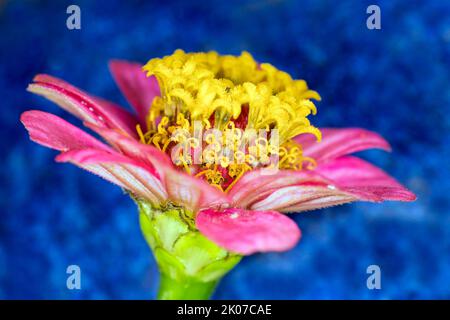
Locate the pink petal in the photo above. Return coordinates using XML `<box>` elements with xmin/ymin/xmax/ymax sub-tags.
<box><xmin>314</xmin><ymin>156</ymin><xmax>417</xmax><ymax>202</ymax></box>
<box><xmin>196</xmin><ymin>208</ymin><xmax>301</xmax><ymax>255</ymax></box>
<box><xmin>228</xmin><ymin>168</ymin><xmax>331</xmax><ymax>208</ymax></box>
<box><xmin>20</xmin><ymin>110</ymin><xmax>113</xmax><ymax>153</ymax></box>
<box><xmin>84</xmin><ymin>122</ymin><xmax>172</xmax><ymax>170</ymax></box>
<box><xmin>27</xmin><ymin>74</ymin><xmax>138</xmax><ymax>138</ymax></box>
<box><xmin>109</xmin><ymin>60</ymin><xmax>160</xmax><ymax>126</ymax></box>
<box><xmin>228</xmin><ymin>168</ymin><xmax>355</xmax><ymax>212</ymax></box>
<box><xmin>294</xmin><ymin>128</ymin><xmax>391</xmax><ymax>164</ymax></box>
<box><xmin>251</xmin><ymin>185</ymin><xmax>356</xmax><ymax>212</ymax></box>
<box><xmin>233</xmin><ymin>156</ymin><xmax>415</xmax><ymax>213</ymax></box>
<box><xmin>56</xmin><ymin>149</ymin><xmax>167</xmax><ymax>204</ymax></box>
<box><xmin>230</xmin><ymin>128</ymin><xmax>396</xmax><ymax>211</ymax></box>
<box><xmin>85</xmin><ymin>123</ymin><xmax>229</xmax><ymax>212</ymax></box>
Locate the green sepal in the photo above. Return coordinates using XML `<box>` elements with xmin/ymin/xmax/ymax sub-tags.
<box><xmin>137</xmin><ymin>200</ymin><xmax>242</xmax><ymax>299</ymax></box>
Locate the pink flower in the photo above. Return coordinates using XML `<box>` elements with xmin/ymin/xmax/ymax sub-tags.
<box><xmin>20</xmin><ymin>54</ymin><xmax>416</xmax><ymax>257</ymax></box>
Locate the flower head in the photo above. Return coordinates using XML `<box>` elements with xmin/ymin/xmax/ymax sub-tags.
<box><xmin>139</xmin><ymin>50</ymin><xmax>322</xmax><ymax>192</ymax></box>
<box><xmin>21</xmin><ymin>50</ymin><xmax>416</xmax><ymax>257</ymax></box>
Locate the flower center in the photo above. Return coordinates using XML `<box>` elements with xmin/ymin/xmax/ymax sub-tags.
<box><xmin>138</xmin><ymin>50</ymin><xmax>321</xmax><ymax>191</ymax></box>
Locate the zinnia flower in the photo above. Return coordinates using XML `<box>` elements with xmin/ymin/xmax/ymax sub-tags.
<box><xmin>20</xmin><ymin>50</ymin><xmax>416</xmax><ymax>299</ymax></box>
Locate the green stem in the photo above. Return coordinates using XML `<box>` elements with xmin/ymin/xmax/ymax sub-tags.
<box><xmin>158</xmin><ymin>273</ymin><xmax>218</xmax><ymax>300</ymax></box>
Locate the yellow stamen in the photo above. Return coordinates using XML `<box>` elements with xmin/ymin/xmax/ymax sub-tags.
<box><xmin>224</xmin><ymin>163</ymin><xmax>252</xmax><ymax>193</ymax></box>
<box><xmin>161</xmin><ymin>139</ymin><xmax>172</xmax><ymax>153</ymax></box>
<box><xmin>179</xmin><ymin>156</ymin><xmax>191</xmax><ymax>175</ymax></box>
<box><xmin>302</xmin><ymin>156</ymin><xmax>317</xmax><ymax>170</ymax></box>
<box><xmin>136</xmin><ymin>124</ymin><xmax>146</xmax><ymax>143</ymax></box>
<box><xmin>143</xmin><ymin>50</ymin><xmax>321</xmax><ymax>144</ymax></box>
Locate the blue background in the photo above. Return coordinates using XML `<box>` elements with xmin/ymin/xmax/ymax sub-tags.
<box><xmin>0</xmin><ymin>0</ymin><xmax>449</xmax><ymax>299</ymax></box>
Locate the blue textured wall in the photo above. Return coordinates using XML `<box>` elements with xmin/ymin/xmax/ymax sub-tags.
<box><xmin>0</xmin><ymin>0</ymin><xmax>449</xmax><ymax>299</ymax></box>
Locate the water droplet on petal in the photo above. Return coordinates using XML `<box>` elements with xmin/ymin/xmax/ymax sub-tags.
<box><xmin>230</xmin><ymin>213</ymin><xmax>239</xmax><ymax>219</ymax></box>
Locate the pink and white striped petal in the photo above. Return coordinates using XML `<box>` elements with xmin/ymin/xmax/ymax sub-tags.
<box><xmin>252</xmin><ymin>156</ymin><xmax>416</xmax><ymax>212</ymax></box>
<box><xmin>27</xmin><ymin>74</ymin><xmax>138</xmax><ymax>138</ymax></box>
<box><xmin>21</xmin><ymin>110</ymin><xmax>113</xmax><ymax>153</ymax></box>
<box><xmin>228</xmin><ymin>168</ymin><xmax>331</xmax><ymax>208</ymax></box>
<box><xmin>294</xmin><ymin>128</ymin><xmax>391</xmax><ymax>164</ymax></box>
<box><xmin>251</xmin><ymin>185</ymin><xmax>356</xmax><ymax>212</ymax></box>
<box><xmin>56</xmin><ymin>149</ymin><xmax>167</xmax><ymax>204</ymax></box>
<box><xmin>109</xmin><ymin>60</ymin><xmax>160</xmax><ymax>127</ymax></box>
<box><xmin>84</xmin><ymin>122</ymin><xmax>173</xmax><ymax>171</ymax></box>
<box><xmin>314</xmin><ymin>156</ymin><xmax>417</xmax><ymax>202</ymax></box>
<box><xmin>196</xmin><ymin>208</ymin><xmax>301</xmax><ymax>255</ymax></box>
